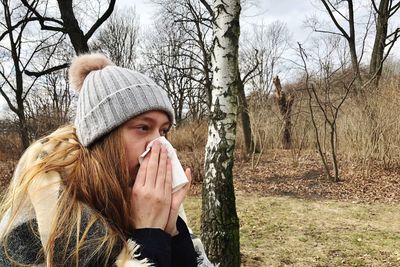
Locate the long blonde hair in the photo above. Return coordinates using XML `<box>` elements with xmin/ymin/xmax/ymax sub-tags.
<box><xmin>0</xmin><ymin>124</ymin><xmax>133</xmax><ymax>266</ymax></box>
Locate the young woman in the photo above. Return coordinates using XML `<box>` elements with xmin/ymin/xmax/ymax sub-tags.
<box><xmin>0</xmin><ymin>54</ymin><xmax>211</xmax><ymax>266</ymax></box>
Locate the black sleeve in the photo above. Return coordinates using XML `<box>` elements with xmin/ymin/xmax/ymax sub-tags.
<box><xmin>171</xmin><ymin>217</ymin><xmax>198</xmax><ymax>267</ymax></box>
<box><xmin>129</xmin><ymin>228</ymin><xmax>172</xmax><ymax>267</ymax></box>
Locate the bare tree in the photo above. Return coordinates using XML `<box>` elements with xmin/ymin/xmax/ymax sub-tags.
<box><xmin>153</xmin><ymin>0</ymin><xmax>213</xmax><ymax>107</ymax></box>
<box><xmin>243</xmin><ymin>21</ymin><xmax>290</xmax><ymax>94</ymax></box>
<box><xmin>20</xmin><ymin>0</ymin><xmax>116</xmax><ymax>76</ymax></box>
<box><xmin>91</xmin><ymin>7</ymin><xmax>140</xmax><ymax>69</ymax></box>
<box><xmin>25</xmin><ymin>39</ymin><xmax>75</xmax><ymax>138</ymax></box>
<box><xmin>1</xmin><ymin>0</ymin><xmax>115</xmax><ymax>149</ymax></box>
<box><xmin>25</xmin><ymin>67</ymin><xmax>75</xmax><ymax>139</ymax></box>
<box><xmin>201</xmin><ymin>0</ymin><xmax>241</xmax><ymax>266</ymax></box>
<box><xmin>313</xmin><ymin>0</ymin><xmax>367</xmax><ymax>89</ymax></box>
<box><xmin>155</xmin><ymin>0</ymin><xmax>259</xmax><ymax>155</ymax></box>
<box><xmin>144</xmin><ymin>20</ymin><xmax>207</xmax><ymax>124</ymax></box>
<box><xmin>369</xmin><ymin>0</ymin><xmax>400</xmax><ymax>85</ymax></box>
<box><xmin>0</xmin><ymin>0</ymin><xmax>65</xmax><ymax>149</ymax></box>
<box><xmin>298</xmin><ymin>41</ymin><xmax>353</xmax><ymax>182</ymax></box>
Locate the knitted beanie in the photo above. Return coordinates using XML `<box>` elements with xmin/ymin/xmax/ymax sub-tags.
<box><xmin>69</xmin><ymin>53</ymin><xmax>175</xmax><ymax>147</ymax></box>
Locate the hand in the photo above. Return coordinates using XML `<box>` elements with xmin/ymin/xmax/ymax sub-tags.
<box><xmin>164</xmin><ymin>168</ymin><xmax>192</xmax><ymax>236</ymax></box>
<box><xmin>130</xmin><ymin>142</ymin><xmax>172</xmax><ymax>230</ymax></box>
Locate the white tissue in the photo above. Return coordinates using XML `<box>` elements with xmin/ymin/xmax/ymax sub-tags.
<box><xmin>138</xmin><ymin>137</ymin><xmax>188</xmax><ymax>192</ymax></box>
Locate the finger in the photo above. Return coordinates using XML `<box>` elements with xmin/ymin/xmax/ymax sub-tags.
<box><xmin>145</xmin><ymin>141</ymin><xmax>161</xmax><ymax>187</ymax></box>
<box><xmin>155</xmin><ymin>146</ymin><xmax>168</xmax><ymax>191</ymax></box>
<box><xmin>171</xmin><ymin>168</ymin><xmax>191</xmax><ymax>208</ymax></box>
<box><xmin>133</xmin><ymin>155</ymin><xmax>149</xmax><ymax>188</ymax></box>
<box><xmin>164</xmin><ymin>158</ymin><xmax>172</xmax><ymax>196</ymax></box>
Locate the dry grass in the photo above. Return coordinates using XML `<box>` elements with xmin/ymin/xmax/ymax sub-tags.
<box><xmin>184</xmin><ymin>194</ymin><xmax>400</xmax><ymax>267</ymax></box>
<box><xmin>240</xmin><ymin>77</ymin><xmax>400</xmax><ymax>169</ymax></box>
<box><xmin>168</xmin><ymin>121</ymin><xmax>207</xmax><ymax>183</ymax></box>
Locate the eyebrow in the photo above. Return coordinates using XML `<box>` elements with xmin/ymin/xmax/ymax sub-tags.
<box><xmin>133</xmin><ymin>115</ymin><xmax>171</xmax><ymax>126</ymax></box>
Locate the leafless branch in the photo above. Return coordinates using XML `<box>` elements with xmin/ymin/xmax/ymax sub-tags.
<box><xmin>314</xmin><ymin>28</ymin><xmax>345</xmax><ymax>37</ymax></box>
<box><xmin>371</xmin><ymin>0</ymin><xmax>379</xmax><ymax>14</ymax></box>
<box><xmin>84</xmin><ymin>0</ymin><xmax>116</xmax><ymax>41</ymax></box>
<box><xmin>242</xmin><ymin>49</ymin><xmax>259</xmax><ymax>84</ymax></box>
<box><xmin>25</xmin><ymin>63</ymin><xmax>69</xmax><ymax>77</ymax></box>
<box><xmin>20</xmin><ymin>0</ymin><xmax>66</xmax><ymax>32</ymax></box>
<box><xmin>319</xmin><ymin>0</ymin><xmax>350</xmax><ymax>40</ymax></box>
<box><xmin>358</xmin><ymin>8</ymin><xmax>374</xmax><ymax>64</ymax></box>
<box><xmin>199</xmin><ymin>0</ymin><xmax>213</xmax><ymax>18</ymax></box>
<box><xmin>389</xmin><ymin>0</ymin><xmax>400</xmax><ymax>16</ymax></box>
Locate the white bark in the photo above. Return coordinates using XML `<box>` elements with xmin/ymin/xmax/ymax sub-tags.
<box><xmin>201</xmin><ymin>0</ymin><xmax>241</xmax><ymax>266</ymax></box>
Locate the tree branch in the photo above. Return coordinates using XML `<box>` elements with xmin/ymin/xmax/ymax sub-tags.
<box><xmin>314</xmin><ymin>28</ymin><xmax>346</xmax><ymax>37</ymax></box>
<box><xmin>242</xmin><ymin>49</ymin><xmax>259</xmax><ymax>84</ymax></box>
<box><xmin>84</xmin><ymin>0</ymin><xmax>116</xmax><ymax>41</ymax></box>
<box><xmin>24</xmin><ymin>63</ymin><xmax>69</xmax><ymax>77</ymax></box>
<box><xmin>389</xmin><ymin>1</ymin><xmax>400</xmax><ymax>16</ymax></box>
<box><xmin>320</xmin><ymin>0</ymin><xmax>350</xmax><ymax>40</ymax></box>
<box><xmin>386</xmin><ymin>27</ymin><xmax>400</xmax><ymax>41</ymax></box>
<box><xmin>327</xmin><ymin>0</ymin><xmax>349</xmax><ymax>21</ymax></box>
<box><xmin>358</xmin><ymin>8</ymin><xmax>373</xmax><ymax>65</ymax></box>
<box><xmin>371</xmin><ymin>0</ymin><xmax>380</xmax><ymax>14</ymax></box>
<box><xmin>20</xmin><ymin>0</ymin><xmax>66</xmax><ymax>32</ymax></box>
<box><xmin>199</xmin><ymin>0</ymin><xmax>214</xmax><ymax>18</ymax></box>
<box><xmin>0</xmin><ymin>17</ymin><xmax>41</xmax><ymax>41</ymax></box>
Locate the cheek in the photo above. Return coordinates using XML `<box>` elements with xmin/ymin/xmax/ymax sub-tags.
<box><xmin>124</xmin><ymin>140</ymin><xmax>146</xmax><ymax>175</ymax></box>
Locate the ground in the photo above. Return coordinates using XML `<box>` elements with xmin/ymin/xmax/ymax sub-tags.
<box><xmin>1</xmin><ymin>149</ymin><xmax>400</xmax><ymax>266</ymax></box>
<box><xmin>2</xmin><ymin>149</ymin><xmax>399</xmax><ymax>203</ymax></box>
<box><xmin>188</xmin><ymin>149</ymin><xmax>400</xmax><ymax>204</ymax></box>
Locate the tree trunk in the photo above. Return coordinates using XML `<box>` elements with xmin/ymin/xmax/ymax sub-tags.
<box><xmin>238</xmin><ymin>71</ymin><xmax>254</xmax><ymax>156</ymax></box>
<box><xmin>369</xmin><ymin>0</ymin><xmax>390</xmax><ymax>85</ymax></box>
<box><xmin>16</xmin><ymin>72</ymin><xmax>31</xmax><ymax>150</ymax></box>
<box><xmin>16</xmin><ymin>111</ymin><xmax>30</xmax><ymax>150</ymax></box>
<box><xmin>347</xmin><ymin>0</ymin><xmax>363</xmax><ymax>89</ymax></box>
<box><xmin>273</xmin><ymin>76</ymin><xmax>294</xmax><ymax>149</ymax></box>
<box><xmin>56</xmin><ymin>0</ymin><xmax>89</xmax><ymax>54</ymax></box>
<box><xmin>3</xmin><ymin>0</ymin><xmax>31</xmax><ymax>150</ymax></box>
<box><xmin>201</xmin><ymin>0</ymin><xmax>241</xmax><ymax>266</ymax></box>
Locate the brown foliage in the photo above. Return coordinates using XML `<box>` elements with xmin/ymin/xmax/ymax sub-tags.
<box><xmin>168</xmin><ymin>120</ymin><xmax>208</xmax><ymax>183</ymax></box>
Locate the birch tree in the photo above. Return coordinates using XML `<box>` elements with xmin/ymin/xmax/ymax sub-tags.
<box><xmin>201</xmin><ymin>0</ymin><xmax>240</xmax><ymax>266</ymax></box>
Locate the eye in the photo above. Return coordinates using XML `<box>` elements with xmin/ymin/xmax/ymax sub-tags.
<box><xmin>136</xmin><ymin>125</ymin><xmax>150</xmax><ymax>132</ymax></box>
<box><xmin>160</xmin><ymin>127</ymin><xmax>170</xmax><ymax>136</ymax></box>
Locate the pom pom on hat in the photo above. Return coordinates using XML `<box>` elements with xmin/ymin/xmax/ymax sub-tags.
<box><xmin>69</xmin><ymin>53</ymin><xmax>113</xmax><ymax>91</ymax></box>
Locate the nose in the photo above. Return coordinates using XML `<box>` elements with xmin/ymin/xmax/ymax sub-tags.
<box><xmin>145</xmin><ymin>130</ymin><xmax>162</xmax><ymax>148</ymax></box>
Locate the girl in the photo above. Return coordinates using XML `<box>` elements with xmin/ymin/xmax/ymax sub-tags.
<box><xmin>0</xmin><ymin>54</ymin><xmax>210</xmax><ymax>266</ymax></box>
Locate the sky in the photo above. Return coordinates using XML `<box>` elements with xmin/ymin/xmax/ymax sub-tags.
<box><xmin>118</xmin><ymin>0</ymin><xmax>316</xmax><ymax>44</ymax></box>
<box><xmin>117</xmin><ymin>0</ymin><xmax>400</xmax><ymax>57</ymax></box>
<box><xmin>1</xmin><ymin>0</ymin><xmax>399</xmax><ymax>118</ymax></box>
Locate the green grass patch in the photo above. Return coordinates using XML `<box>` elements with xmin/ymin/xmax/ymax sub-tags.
<box><xmin>184</xmin><ymin>194</ymin><xmax>400</xmax><ymax>266</ymax></box>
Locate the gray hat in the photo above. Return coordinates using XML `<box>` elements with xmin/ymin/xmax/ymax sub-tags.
<box><xmin>69</xmin><ymin>53</ymin><xmax>175</xmax><ymax>147</ymax></box>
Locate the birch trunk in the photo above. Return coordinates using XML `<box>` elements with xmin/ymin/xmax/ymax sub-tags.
<box><xmin>201</xmin><ymin>0</ymin><xmax>241</xmax><ymax>266</ymax></box>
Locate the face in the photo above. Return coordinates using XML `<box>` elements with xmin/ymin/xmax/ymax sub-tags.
<box><xmin>121</xmin><ymin>111</ymin><xmax>171</xmax><ymax>185</ymax></box>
